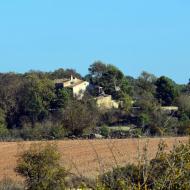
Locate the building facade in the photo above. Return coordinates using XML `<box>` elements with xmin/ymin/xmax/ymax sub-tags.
<box><xmin>54</xmin><ymin>76</ymin><xmax>89</xmax><ymax>99</ymax></box>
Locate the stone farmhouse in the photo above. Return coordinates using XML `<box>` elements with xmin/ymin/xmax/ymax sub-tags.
<box><xmin>54</xmin><ymin>75</ymin><xmax>89</xmax><ymax>99</ymax></box>
<box><xmin>54</xmin><ymin>75</ymin><xmax>120</xmax><ymax>109</ymax></box>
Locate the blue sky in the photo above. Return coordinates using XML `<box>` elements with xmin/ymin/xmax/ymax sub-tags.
<box><xmin>0</xmin><ymin>0</ymin><xmax>190</xmax><ymax>84</ymax></box>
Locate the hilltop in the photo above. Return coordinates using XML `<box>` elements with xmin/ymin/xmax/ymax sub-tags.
<box><xmin>0</xmin><ymin>61</ymin><xmax>190</xmax><ymax>141</ymax></box>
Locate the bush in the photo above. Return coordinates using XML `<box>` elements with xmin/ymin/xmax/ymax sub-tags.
<box><xmin>0</xmin><ymin>124</ymin><xmax>10</xmax><ymax>140</ymax></box>
<box><xmin>177</xmin><ymin>120</ymin><xmax>190</xmax><ymax>135</ymax></box>
<box><xmin>99</xmin><ymin>140</ymin><xmax>190</xmax><ymax>190</ymax></box>
<box><xmin>16</xmin><ymin>121</ymin><xmax>66</xmax><ymax>140</ymax></box>
<box><xmin>100</xmin><ymin>125</ymin><xmax>109</xmax><ymax>138</ymax></box>
<box><xmin>101</xmin><ymin>164</ymin><xmax>140</xmax><ymax>190</ymax></box>
<box><xmin>62</xmin><ymin>99</ymin><xmax>99</xmax><ymax>136</ymax></box>
<box><xmin>15</xmin><ymin>143</ymin><xmax>67</xmax><ymax>190</ymax></box>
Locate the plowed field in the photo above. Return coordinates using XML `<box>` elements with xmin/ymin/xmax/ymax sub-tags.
<box><xmin>0</xmin><ymin>137</ymin><xmax>188</xmax><ymax>181</ymax></box>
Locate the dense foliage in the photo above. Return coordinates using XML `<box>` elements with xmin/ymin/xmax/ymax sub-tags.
<box><xmin>15</xmin><ymin>143</ymin><xmax>67</xmax><ymax>190</ymax></box>
<box><xmin>99</xmin><ymin>141</ymin><xmax>190</xmax><ymax>190</ymax></box>
<box><xmin>0</xmin><ymin>62</ymin><xmax>190</xmax><ymax>140</ymax></box>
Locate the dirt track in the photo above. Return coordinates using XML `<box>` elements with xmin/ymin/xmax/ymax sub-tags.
<box><xmin>0</xmin><ymin>137</ymin><xmax>188</xmax><ymax>181</ymax></box>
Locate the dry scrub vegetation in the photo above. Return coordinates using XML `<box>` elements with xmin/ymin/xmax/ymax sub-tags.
<box><xmin>0</xmin><ymin>137</ymin><xmax>188</xmax><ymax>181</ymax></box>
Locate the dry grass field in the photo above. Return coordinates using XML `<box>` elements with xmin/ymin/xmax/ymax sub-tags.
<box><xmin>0</xmin><ymin>137</ymin><xmax>189</xmax><ymax>181</ymax></box>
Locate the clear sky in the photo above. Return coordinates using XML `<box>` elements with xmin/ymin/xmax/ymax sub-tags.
<box><xmin>0</xmin><ymin>0</ymin><xmax>190</xmax><ymax>84</ymax></box>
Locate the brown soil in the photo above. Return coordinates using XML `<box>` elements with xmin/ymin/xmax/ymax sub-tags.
<box><xmin>0</xmin><ymin>137</ymin><xmax>188</xmax><ymax>180</ymax></box>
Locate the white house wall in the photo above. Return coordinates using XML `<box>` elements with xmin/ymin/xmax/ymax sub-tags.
<box><xmin>73</xmin><ymin>82</ymin><xmax>89</xmax><ymax>99</ymax></box>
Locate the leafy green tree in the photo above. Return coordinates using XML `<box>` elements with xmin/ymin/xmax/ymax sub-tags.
<box><xmin>49</xmin><ymin>68</ymin><xmax>66</xmax><ymax>79</ymax></box>
<box><xmin>135</xmin><ymin>92</ymin><xmax>159</xmax><ymax>113</ymax></box>
<box><xmin>0</xmin><ymin>73</ymin><xmax>24</xmax><ymax>128</ymax></box>
<box><xmin>135</xmin><ymin>71</ymin><xmax>157</xmax><ymax>97</ymax></box>
<box><xmin>0</xmin><ymin>73</ymin><xmax>23</xmax><ymax>112</ymax></box>
<box><xmin>62</xmin><ymin>99</ymin><xmax>99</xmax><ymax>136</ymax></box>
<box><xmin>15</xmin><ymin>143</ymin><xmax>67</xmax><ymax>190</ymax></box>
<box><xmin>88</xmin><ymin>62</ymin><xmax>130</xmax><ymax>100</ymax></box>
<box><xmin>18</xmin><ymin>74</ymin><xmax>55</xmax><ymax>124</ymax></box>
<box><xmin>155</xmin><ymin>76</ymin><xmax>179</xmax><ymax>106</ymax></box>
<box><xmin>176</xmin><ymin>95</ymin><xmax>190</xmax><ymax>118</ymax></box>
<box><xmin>51</xmin><ymin>88</ymin><xmax>72</xmax><ymax>110</ymax></box>
<box><xmin>121</xmin><ymin>94</ymin><xmax>133</xmax><ymax>113</ymax></box>
<box><xmin>181</xmin><ymin>78</ymin><xmax>190</xmax><ymax>94</ymax></box>
<box><xmin>100</xmin><ymin>65</ymin><xmax>129</xmax><ymax>99</ymax></box>
<box><xmin>88</xmin><ymin>61</ymin><xmax>107</xmax><ymax>79</ymax></box>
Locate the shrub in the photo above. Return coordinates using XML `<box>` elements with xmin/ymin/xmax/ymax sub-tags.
<box><xmin>177</xmin><ymin>120</ymin><xmax>190</xmax><ymax>135</ymax></box>
<box><xmin>62</xmin><ymin>99</ymin><xmax>98</xmax><ymax>136</ymax></box>
<box><xmin>100</xmin><ymin>125</ymin><xmax>109</xmax><ymax>138</ymax></box>
<box><xmin>0</xmin><ymin>124</ymin><xmax>10</xmax><ymax>140</ymax></box>
<box><xmin>15</xmin><ymin>143</ymin><xmax>67</xmax><ymax>190</ymax></box>
<box><xmin>99</xmin><ymin>140</ymin><xmax>190</xmax><ymax>190</ymax></box>
<box><xmin>101</xmin><ymin>164</ymin><xmax>140</xmax><ymax>190</ymax></box>
<box><xmin>18</xmin><ymin>121</ymin><xmax>66</xmax><ymax>140</ymax></box>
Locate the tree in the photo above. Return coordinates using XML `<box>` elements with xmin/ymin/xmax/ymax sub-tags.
<box><xmin>0</xmin><ymin>108</ymin><xmax>9</xmax><ymax>139</ymax></box>
<box><xmin>121</xmin><ymin>94</ymin><xmax>133</xmax><ymax>113</ymax></box>
<box><xmin>135</xmin><ymin>92</ymin><xmax>159</xmax><ymax>113</ymax></box>
<box><xmin>0</xmin><ymin>73</ymin><xmax>24</xmax><ymax>128</ymax></box>
<box><xmin>15</xmin><ymin>143</ymin><xmax>67</xmax><ymax>190</ymax></box>
<box><xmin>135</xmin><ymin>71</ymin><xmax>157</xmax><ymax>97</ymax></box>
<box><xmin>51</xmin><ymin>88</ymin><xmax>72</xmax><ymax>110</ymax></box>
<box><xmin>176</xmin><ymin>95</ymin><xmax>190</xmax><ymax>118</ymax></box>
<box><xmin>18</xmin><ymin>74</ymin><xmax>55</xmax><ymax>124</ymax></box>
<box><xmin>50</xmin><ymin>68</ymin><xmax>82</xmax><ymax>80</ymax></box>
<box><xmin>62</xmin><ymin>99</ymin><xmax>99</xmax><ymax>136</ymax></box>
<box><xmin>155</xmin><ymin>76</ymin><xmax>179</xmax><ymax>106</ymax></box>
<box><xmin>0</xmin><ymin>73</ymin><xmax>23</xmax><ymax>112</ymax></box>
<box><xmin>64</xmin><ymin>69</ymin><xmax>82</xmax><ymax>79</ymax></box>
<box><xmin>88</xmin><ymin>61</ymin><xmax>107</xmax><ymax>78</ymax></box>
<box><xmin>88</xmin><ymin>62</ymin><xmax>130</xmax><ymax>100</ymax></box>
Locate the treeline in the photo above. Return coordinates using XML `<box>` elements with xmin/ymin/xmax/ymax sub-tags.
<box><xmin>0</xmin><ymin>61</ymin><xmax>190</xmax><ymax>140</ymax></box>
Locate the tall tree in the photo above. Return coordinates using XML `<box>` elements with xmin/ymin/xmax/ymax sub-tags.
<box><xmin>18</xmin><ymin>74</ymin><xmax>55</xmax><ymax>124</ymax></box>
<box><xmin>137</xmin><ymin>71</ymin><xmax>157</xmax><ymax>94</ymax></box>
<box><xmin>88</xmin><ymin>62</ymin><xmax>130</xmax><ymax>100</ymax></box>
<box><xmin>0</xmin><ymin>73</ymin><xmax>23</xmax><ymax>112</ymax></box>
<box><xmin>51</xmin><ymin>88</ymin><xmax>72</xmax><ymax>110</ymax></box>
<box><xmin>88</xmin><ymin>61</ymin><xmax>107</xmax><ymax>78</ymax></box>
<box><xmin>155</xmin><ymin>76</ymin><xmax>179</xmax><ymax>106</ymax></box>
